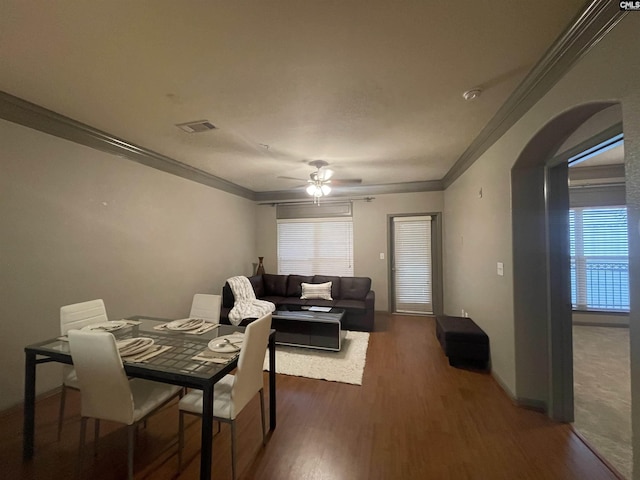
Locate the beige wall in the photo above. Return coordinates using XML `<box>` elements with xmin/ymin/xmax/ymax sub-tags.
<box><xmin>442</xmin><ymin>10</ymin><xmax>640</xmax><ymax>438</ymax></box>
<box><xmin>353</xmin><ymin>192</ymin><xmax>444</xmax><ymax>311</ymax></box>
<box><xmin>444</xmin><ymin>148</ymin><xmax>515</xmax><ymax>390</ymax></box>
<box><xmin>0</xmin><ymin>119</ymin><xmax>257</xmax><ymax>410</ymax></box>
<box><xmin>255</xmin><ymin>204</ymin><xmax>278</xmax><ymax>275</ymax></box>
<box><xmin>256</xmin><ymin>191</ymin><xmax>444</xmax><ymax>312</ymax></box>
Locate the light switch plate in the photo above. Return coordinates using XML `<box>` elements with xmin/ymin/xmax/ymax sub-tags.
<box><xmin>497</xmin><ymin>262</ymin><xmax>504</xmax><ymax>276</ymax></box>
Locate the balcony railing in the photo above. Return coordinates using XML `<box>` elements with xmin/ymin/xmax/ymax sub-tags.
<box><xmin>571</xmin><ymin>256</ymin><xmax>629</xmax><ymax>311</ymax></box>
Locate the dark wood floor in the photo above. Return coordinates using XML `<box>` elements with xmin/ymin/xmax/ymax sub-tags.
<box><xmin>2</xmin><ymin>313</ymin><xmax>619</xmax><ymax>479</ymax></box>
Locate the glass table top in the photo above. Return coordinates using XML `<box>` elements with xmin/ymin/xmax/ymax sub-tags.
<box><xmin>26</xmin><ymin>317</ymin><xmax>247</xmax><ymax>380</ymax></box>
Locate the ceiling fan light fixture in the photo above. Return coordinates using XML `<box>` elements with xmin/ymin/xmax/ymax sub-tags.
<box><xmin>305</xmin><ymin>160</ymin><xmax>334</xmax><ymax>203</ymax></box>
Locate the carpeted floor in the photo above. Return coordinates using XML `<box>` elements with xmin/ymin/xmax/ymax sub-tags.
<box><xmin>263</xmin><ymin>330</ymin><xmax>369</xmax><ymax>385</ymax></box>
<box><xmin>573</xmin><ymin>325</ymin><xmax>631</xmax><ymax>479</ymax></box>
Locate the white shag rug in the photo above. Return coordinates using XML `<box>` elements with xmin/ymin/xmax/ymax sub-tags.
<box><xmin>263</xmin><ymin>330</ymin><xmax>370</xmax><ymax>385</ymax></box>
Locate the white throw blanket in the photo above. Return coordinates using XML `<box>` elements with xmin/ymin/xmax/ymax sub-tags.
<box><xmin>227</xmin><ymin>275</ymin><xmax>275</xmax><ymax>326</ymax></box>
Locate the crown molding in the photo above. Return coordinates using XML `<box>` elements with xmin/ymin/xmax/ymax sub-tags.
<box><xmin>0</xmin><ymin>90</ymin><xmax>443</xmax><ymax>200</ymax></box>
<box><xmin>442</xmin><ymin>0</ymin><xmax>627</xmax><ymax>188</ymax></box>
<box><xmin>254</xmin><ymin>180</ymin><xmax>444</xmax><ymax>203</ymax></box>
<box><xmin>0</xmin><ymin>91</ymin><xmax>256</xmax><ymax>200</ymax></box>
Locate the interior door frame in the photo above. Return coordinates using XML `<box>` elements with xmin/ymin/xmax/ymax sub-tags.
<box><xmin>511</xmin><ymin>102</ymin><xmax>619</xmax><ymax>420</ymax></box>
<box><xmin>545</xmin><ymin>161</ymin><xmax>574</xmax><ymax>421</ymax></box>
<box><xmin>388</xmin><ymin>212</ymin><xmax>443</xmax><ymax>316</ymax></box>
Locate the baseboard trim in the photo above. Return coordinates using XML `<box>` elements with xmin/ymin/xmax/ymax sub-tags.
<box><xmin>489</xmin><ymin>370</ymin><xmax>548</xmax><ymax>413</ymax></box>
<box><xmin>0</xmin><ymin>386</ymin><xmax>62</xmax><ymax>418</ymax></box>
<box><xmin>514</xmin><ymin>397</ymin><xmax>547</xmax><ymax>413</ymax></box>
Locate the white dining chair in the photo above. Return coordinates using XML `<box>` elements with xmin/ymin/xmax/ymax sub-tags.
<box><xmin>178</xmin><ymin>312</ymin><xmax>272</xmax><ymax>480</ymax></box>
<box><xmin>58</xmin><ymin>299</ymin><xmax>109</xmax><ymax>440</ymax></box>
<box><xmin>68</xmin><ymin>329</ymin><xmax>182</xmax><ymax>480</ymax></box>
<box><xmin>190</xmin><ymin>294</ymin><xmax>222</xmax><ymax>323</ymax></box>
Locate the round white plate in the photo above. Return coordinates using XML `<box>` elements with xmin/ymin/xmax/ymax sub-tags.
<box><xmin>165</xmin><ymin>318</ymin><xmax>205</xmax><ymax>331</ymax></box>
<box><xmin>208</xmin><ymin>334</ymin><xmax>244</xmax><ymax>353</ymax></box>
<box><xmin>117</xmin><ymin>337</ymin><xmax>154</xmax><ymax>357</ymax></box>
<box><xmin>81</xmin><ymin>321</ymin><xmax>127</xmax><ymax>332</ymax></box>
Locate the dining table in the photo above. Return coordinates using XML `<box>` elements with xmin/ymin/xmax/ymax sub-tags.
<box><xmin>23</xmin><ymin>316</ymin><xmax>277</xmax><ymax>480</ymax></box>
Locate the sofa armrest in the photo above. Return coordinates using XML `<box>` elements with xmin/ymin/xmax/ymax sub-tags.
<box><xmin>365</xmin><ymin>290</ymin><xmax>375</xmax><ymax>311</ymax></box>
<box><xmin>222</xmin><ymin>282</ymin><xmax>235</xmax><ymax>308</ymax></box>
<box><xmin>222</xmin><ymin>275</ymin><xmax>265</xmax><ymax>308</ymax></box>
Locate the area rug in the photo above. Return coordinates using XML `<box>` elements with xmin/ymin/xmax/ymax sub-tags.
<box><xmin>263</xmin><ymin>331</ymin><xmax>370</xmax><ymax>385</ymax></box>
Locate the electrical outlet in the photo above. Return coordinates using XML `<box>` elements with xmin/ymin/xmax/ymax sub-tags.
<box><xmin>379</xmin><ymin>252</ymin><xmax>385</xmax><ymax>260</ymax></box>
<box><xmin>461</xmin><ymin>309</ymin><xmax>465</xmax><ymax>317</ymax></box>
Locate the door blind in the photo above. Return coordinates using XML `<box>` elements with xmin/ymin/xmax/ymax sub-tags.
<box><xmin>393</xmin><ymin>216</ymin><xmax>432</xmax><ymax>314</ymax></box>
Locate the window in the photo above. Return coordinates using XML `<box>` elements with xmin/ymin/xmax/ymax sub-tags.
<box><xmin>570</xmin><ymin>206</ymin><xmax>629</xmax><ymax>311</ymax></box>
<box><xmin>277</xmin><ymin>218</ymin><xmax>353</xmax><ymax>276</ymax></box>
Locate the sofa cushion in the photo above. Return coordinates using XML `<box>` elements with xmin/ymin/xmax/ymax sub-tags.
<box><xmin>248</xmin><ymin>275</ymin><xmax>265</xmax><ymax>298</ymax></box>
<box><xmin>312</xmin><ymin>275</ymin><xmax>341</xmax><ymax>299</ymax></box>
<box><xmin>340</xmin><ymin>277</ymin><xmax>372</xmax><ymax>300</ymax></box>
<box><xmin>262</xmin><ymin>296</ymin><xmax>286</xmax><ymax>307</ymax></box>
<box><xmin>335</xmin><ymin>299</ymin><xmax>367</xmax><ymax>311</ymax></box>
<box><xmin>263</xmin><ymin>274</ymin><xmax>287</xmax><ymax>297</ymax></box>
<box><xmin>301</xmin><ymin>282</ymin><xmax>333</xmax><ymax>300</ymax></box>
<box><xmin>286</xmin><ymin>275</ymin><xmax>314</xmax><ymax>297</ymax></box>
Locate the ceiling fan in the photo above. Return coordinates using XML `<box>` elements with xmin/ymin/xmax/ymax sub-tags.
<box><xmin>280</xmin><ymin>160</ymin><xmax>362</xmax><ymax>204</ymax></box>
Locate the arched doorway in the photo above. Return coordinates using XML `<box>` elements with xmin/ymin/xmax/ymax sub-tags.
<box><xmin>511</xmin><ymin>101</ymin><xmax>619</xmax><ymax>421</ymax></box>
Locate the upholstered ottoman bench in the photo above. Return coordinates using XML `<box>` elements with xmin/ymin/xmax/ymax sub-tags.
<box><xmin>435</xmin><ymin>315</ymin><xmax>489</xmax><ymax>368</ymax></box>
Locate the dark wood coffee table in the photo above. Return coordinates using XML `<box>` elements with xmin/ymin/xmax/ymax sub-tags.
<box><xmin>272</xmin><ymin>307</ymin><xmax>345</xmax><ymax>351</ymax></box>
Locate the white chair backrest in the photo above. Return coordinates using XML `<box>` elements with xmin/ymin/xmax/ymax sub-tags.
<box><xmin>189</xmin><ymin>294</ymin><xmax>221</xmax><ymax>323</ymax></box>
<box><xmin>68</xmin><ymin>330</ymin><xmax>135</xmax><ymax>424</ymax></box>
<box><xmin>231</xmin><ymin>313</ymin><xmax>272</xmax><ymax>415</ymax></box>
<box><xmin>60</xmin><ymin>299</ymin><xmax>108</xmax><ymax>335</ymax></box>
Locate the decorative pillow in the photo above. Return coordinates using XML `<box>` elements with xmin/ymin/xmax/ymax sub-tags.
<box><xmin>300</xmin><ymin>282</ymin><xmax>333</xmax><ymax>300</ymax></box>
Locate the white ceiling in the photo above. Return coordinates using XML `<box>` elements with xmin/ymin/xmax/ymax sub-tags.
<box><xmin>0</xmin><ymin>1</ymin><xmax>587</xmax><ymax>196</ymax></box>
<box><xmin>572</xmin><ymin>143</ymin><xmax>624</xmax><ymax>168</ymax></box>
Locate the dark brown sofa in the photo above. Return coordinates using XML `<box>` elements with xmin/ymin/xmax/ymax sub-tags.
<box><xmin>220</xmin><ymin>274</ymin><xmax>375</xmax><ymax>331</ymax></box>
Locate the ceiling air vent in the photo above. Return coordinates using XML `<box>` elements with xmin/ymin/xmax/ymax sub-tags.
<box><xmin>175</xmin><ymin>120</ymin><xmax>217</xmax><ymax>133</ymax></box>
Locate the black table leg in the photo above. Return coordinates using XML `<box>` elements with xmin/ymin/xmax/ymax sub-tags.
<box><xmin>268</xmin><ymin>334</ymin><xmax>276</xmax><ymax>430</ymax></box>
<box><xmin>23</xmin><ymin>352</ymin><xmax>36</xmax><ymax>460</ymax></box>
<box><xmin>200</xmin><ymin>384</ymin><xmax>214</xmax><ymax>480</ymax></box>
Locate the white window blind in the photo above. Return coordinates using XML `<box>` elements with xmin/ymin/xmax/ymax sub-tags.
<box><xmin>277</xmin><ymin>218</ymin><xmax>353</xmax><ymax>276</ymax></box>
<box><xmin>570</xmin><ymin>206</ymin><xmax>629</xmax><ymax>311</ymax></box>
<box><xmin>393</xmin><ymin>216</ymin><xmax>432</xmax><ymax>314</ymax></box>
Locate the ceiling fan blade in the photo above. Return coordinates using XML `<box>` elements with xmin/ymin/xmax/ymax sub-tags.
<box><xmin>331</xmin><ymin>178</ymin><xmax>363</xmax><ymax>186</ymax></box>
<box><xmin>278</xmin><ymin>175</ymin><xmax>308</xmax><ymax>182</ymax></box>
<box><xmin>318</xmin><ymin>168</ymin><xmax>334</xmax><ymax>181</ymax></box>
